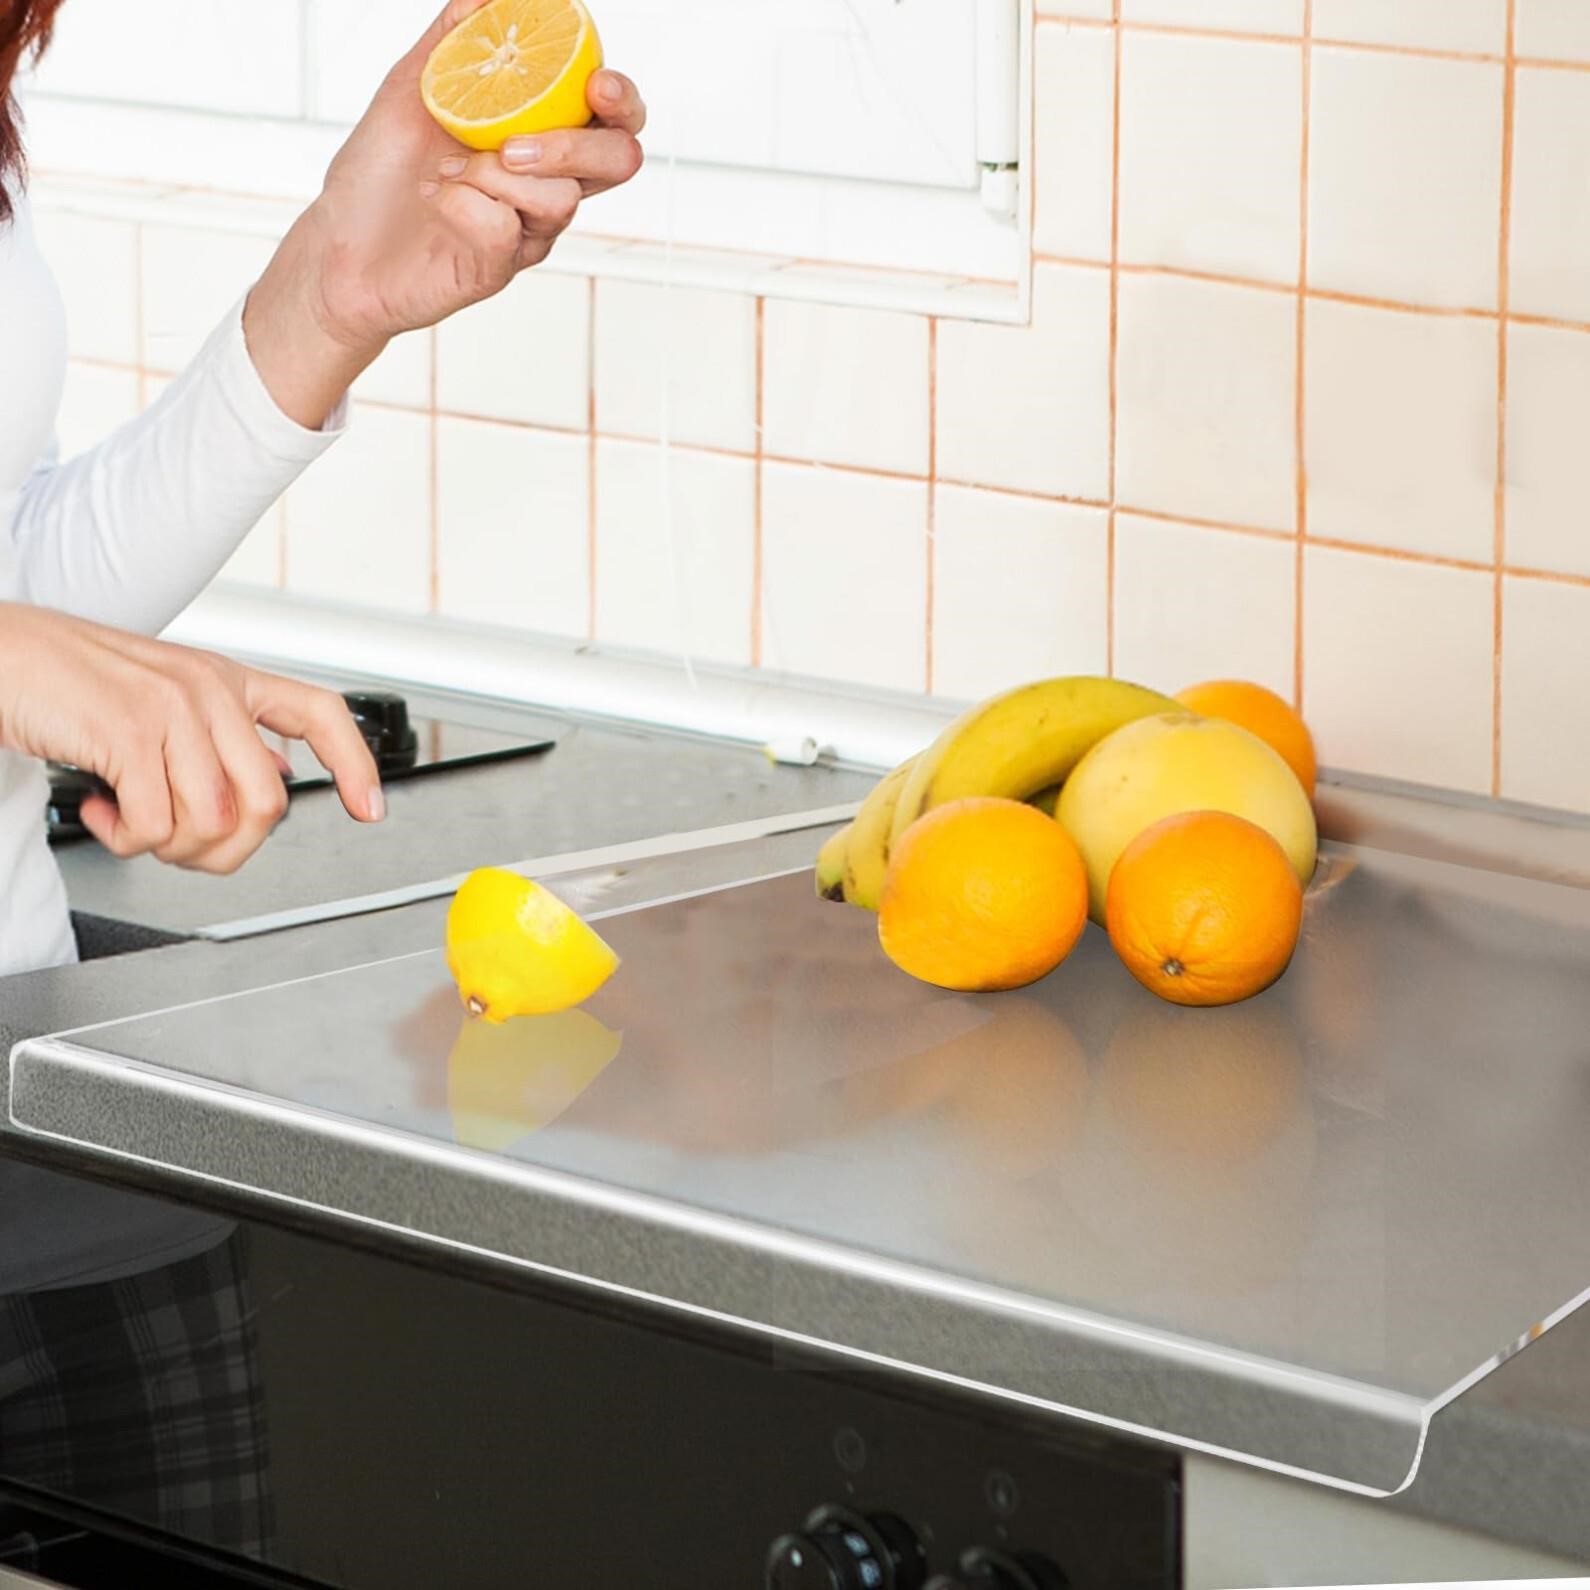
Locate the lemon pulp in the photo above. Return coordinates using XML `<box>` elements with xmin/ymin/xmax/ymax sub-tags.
<box><xmin>421</xmin><ymin>0</ymin><xmax>603</xmax><ymax>150</ymax></box>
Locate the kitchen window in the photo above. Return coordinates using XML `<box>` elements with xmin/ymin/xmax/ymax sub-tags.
<box><xmin>20</xmin><ymin>0</ymin><xmax>1029</xmax><ymax>312</ymax></box>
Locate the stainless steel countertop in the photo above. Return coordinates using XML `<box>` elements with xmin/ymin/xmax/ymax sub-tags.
<box><xmin>4</xmin><ymin>705</ymin><xmax>1590</xmax><ymax>1564</ymax></box>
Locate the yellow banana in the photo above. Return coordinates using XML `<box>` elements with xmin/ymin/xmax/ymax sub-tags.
<box><xmin>843</xmin><ymin>756</ymin><xmax>919</xmax><ymax>911</ymax></box>
<box><xmin>815</xmin><ymin>823</ymin><xmax>853</xmax><ymax>902</ymax></box>
<box><xmin>890</xmin><ymin>677</ymin><xmax>1179</xmax><ymax>849</ymax></box>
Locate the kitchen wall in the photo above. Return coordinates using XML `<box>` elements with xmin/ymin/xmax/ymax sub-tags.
<box><xmin>26</xmin><ymin>2</ymin><xmax>1590</xmax><ymax>810</ymax></box>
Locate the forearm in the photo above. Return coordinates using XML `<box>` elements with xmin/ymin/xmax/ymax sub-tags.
<box><xmin>243</xmin><ymin>206</ymin><xmax>386</xmax><ymax>432</ymax></box>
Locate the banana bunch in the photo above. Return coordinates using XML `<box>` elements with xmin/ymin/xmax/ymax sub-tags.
<box><xmin>815</xmin><ymin>676</ymin><xmax>1177</xmax><ymax>909</ymax></box>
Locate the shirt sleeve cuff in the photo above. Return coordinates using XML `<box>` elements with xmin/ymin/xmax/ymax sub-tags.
<box><xmin>202</xmin><ymin>296</ymin><xmax>351</xmax><ymax>465</ymax></box>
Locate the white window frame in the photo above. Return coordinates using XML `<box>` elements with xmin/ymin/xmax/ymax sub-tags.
<box><xmin>20</xmin><ymin>0</ymin><xmax>1033</xmax><ymax>323</ymax></box>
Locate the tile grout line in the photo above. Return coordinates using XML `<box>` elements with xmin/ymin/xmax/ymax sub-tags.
<box><xmin>751</xmin><ymin>297</ymin><xmax>766</xmax><ymax>668</ymax></box>
<box><xmin>427</xmin><ymin>328</ymin><xmax>439</xmax><ymax>616</ymax></box>
<box><xmin>1293</xmin><ymin>0</ymin><xmax>1313</xmax><ymax>715</ymax></box>
<box><xmin>1106</xmin><ymin>0</ymin><xmax>1123</xmax><ymax>678</ymax></box>
<box><xmin>925</xmin><ymin>317</ymin><xmax>938</xmax><ymax>696</ymax></box>
<box><xmin>1036</xmin><ymin>13</ymin><xmax>1560</xmax><ymax>72</ymax></box>
<box><xmin>586</xmin><ymin>277</ymin><xmax>598</xmax><ymax>643</ymax></box>
<box><xmin>1493</xmin><ymin>0</ymin><xmax>1518</xmax><ymax>799</ymax></box>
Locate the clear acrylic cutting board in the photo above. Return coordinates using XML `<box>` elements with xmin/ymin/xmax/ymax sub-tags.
<box><xmin>12</xmin><ymin>839</ymin><xmax>1590</xmax><ymax>1497</ymax></box>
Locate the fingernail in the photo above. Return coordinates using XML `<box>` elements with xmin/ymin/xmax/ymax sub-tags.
<box><xmin>368</xmin><ymin>785</ymin><xmax>386</xmax><ymax>823</ymax></box>
<box><xmin>598</xmin><ymin>74</ymin><xmax>621</xmax><ymax>101</ymax></box>
<box><xmin>503</xmin><ymin>137</ymin><xmax>543</xmax><ymax>169</ymax></box>
<box><xmin>439</xmin><ymin>155</ymin><xmax>468</xmax><ymax>178</ymax></box>
<box><xmin>418</xmin><ymin>180</ymin><xmax>441</xmax><ymax>199</ymax></box>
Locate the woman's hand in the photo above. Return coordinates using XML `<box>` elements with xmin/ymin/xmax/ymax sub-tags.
<box><xmin>244</xmin><ymin>0</ymin><xmax>646</xmax><ymax>429</ymax></box>
<box><xmin>0</xmin><ymin>605</ymin><xmax>383</xmax><ymax>874</ymax></box>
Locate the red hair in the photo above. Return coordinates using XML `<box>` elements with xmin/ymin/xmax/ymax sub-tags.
<box><xmin>1</xmin><ymin>0</ymin><xmax>65</xmax><ymax>223</ymax></box>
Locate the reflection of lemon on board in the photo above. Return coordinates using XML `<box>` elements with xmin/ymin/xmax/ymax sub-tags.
<box><xmin>446</xmin><ymin>867</ymin><xmax>618</xmax><ymax>1021</ymax></box>
<box><xmin>422</xmin><ymin>0</ymin><xmax>603</xmax><ymax>150</ymax></box>
<box><xmin>447</xmin><ymin>1009</ymin><xmax>622</xmax><ymax>1153</ymax></box>
<box><xmin>940</xmin><ymin>998</ymin><xmax>1090</xmax><ymax>1177</ymax></box>
<box><xmin>1095</xmin><ymin>998</ymin><xmax>1305</xmax><ymax>1169</ymax></box>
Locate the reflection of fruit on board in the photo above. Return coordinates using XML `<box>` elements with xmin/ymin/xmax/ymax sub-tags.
<box><xmin>940</xmin><ymin>997</ymin><xmax>1091</xmax><ymax>1178</ymax></box>
<box><xmin>447</xmin><ymin>1009</ymin><xmax>623</xmax><ymax>1153</ymax></box>
<box><xmin>1050</xmin><ymin>998</ymin><xmax>1317</xmax><ymax>1298</ymax></box>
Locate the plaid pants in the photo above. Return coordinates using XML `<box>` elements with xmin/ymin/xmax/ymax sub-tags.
<box><xmin>0</xmin><ymin>1231</ymin><xmax>274</xmax><ymax>1560</ymax></box>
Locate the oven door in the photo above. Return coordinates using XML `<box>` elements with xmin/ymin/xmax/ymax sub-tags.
<box><xmin>0</xmin><ymin>1153</ymin><xmax>1181</xmax><ymax>1590</ymax></box>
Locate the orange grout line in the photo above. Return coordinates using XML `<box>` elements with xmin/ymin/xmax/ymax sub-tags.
<box><xmin>751</xmin><ymin>297</ymin><xmax>766</xmax><ymax>668</ymax></box>
<box><xmin>1309</xmin><ymin>536</ymin><xmax>1492</xmax><ymax>574</ymax></box>
<box><xmin>586</xmin><ymin>277</ymin><xmax>598</xmax><ymax>643</ymax></box>
<box><xmin>1493</xmin><ymin>0</ymin><xmax>1518</xmax><ymax>798</ymax></box>
<box><xmin>1294</xmin><ymin>0</ymin><xmax>1313</xmax><ymax>716</ymax></box>
<box><xmin>1038</xmin><ymin>13</ymin><xmax>1527</xmax><ymax>69</ymax></box>
<box><xmin>925</xmin><ymin>318</ymin><xmax>938</xmax><ymax>696</ymax></box>
<box><xmin>1106</xmin><ymin>3</ymin><xmax>1122</xmax><ymax>678</ymax></box>
<box><xmin>1116</xmin><ymin>505</ymin><xmax>1296</xmax><ymax>543</ymax></box>
<box><xmin>427</xmin><ymin>328</ymin><xmax>439</xmax><ymax>616</ymax></box>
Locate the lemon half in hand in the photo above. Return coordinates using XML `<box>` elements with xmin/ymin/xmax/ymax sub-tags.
<box><xmin>446</xmin><ymin>867</ymin><xmax>618</xmax><ymax>1021</ymax></box>
<box><xmin>422</xmin><ymin>0</ymin><xmax>603</xmax><ymax>151</ymax></box>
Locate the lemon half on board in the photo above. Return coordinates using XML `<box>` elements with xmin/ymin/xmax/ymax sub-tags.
<box><xmin>422</xmin><ymin>0</ymin><xmax>603</xmax><ymax>151</ymax></box>
<box><xmin>445</xmin><ymin>867</ymin><xmax>619</xmax><ymax>1021</ymax></box>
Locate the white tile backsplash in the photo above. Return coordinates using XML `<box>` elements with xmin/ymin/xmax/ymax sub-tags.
<box><xmin>140</xmin><ymin>225</ymin><xmax>277</xmax><ymax>374</ymax></box>
<box><xmin>354</xmin><ymin>330</ymin><xmax>433</xmax><ymax>412</ymax></box>
<box><xmin>1517</xmin><ymin>0</ymin><xmax>1590</xmax><ymax>62</ymax></box>
<box><xmin>1305</xmin><ymin>300</ymin><xmax>1497</xmax><ymax>561</ymax></box>
<box><xmin>1303</xmin><ymin>546</ymin><xmax>1494</xmax><ymax>792</ymax></box>
<box><xmin>762</xmin><ymin>300</ymin><xmax>929</xmax><ymax>476</ymax></box>
<box><xmin>1503</xmin><ymin>323</ymin><xmax>1590</xmax><ymax>578</ymax></box>
<box><xmin>1114</xmin><ymin>515</ymin><xmax>1296</xmax><ymax>697</ymax></box>
<box><xmin>936</xmin><ymin>263</ymin><xmax>1111</xmax><ymax>500</ymax></box>
<box><xmin>34</xmin><ymin>0</ymin><xmax>1590</xmax><ymax>813</ymax></box>
<box><xmin>1308</xmin><ymin>49</ymin><xmax>1504</xmax><ymax>311</ymax></box>
<box><xmin>1122</xmin><ymin>0</ymin><xmax>1305</xmax><ymax>32</ymax></box>
<box><xmin>1033</xmin><ymin>23</ymin><xmax>1116</xmax><ymax>263</ymax></box>
<box><xmin>435</xmin><ymin>418</ymin><xmax>589</xmax><ymax>640</ymax></box>
<box><xmin>1499</xmin><ymin>576</ymin><xmax>1590</xmax><ymax>809</ymax></box>
<box><xmin>595</xmin><ymin>441</ymin><xmax>755</xmax><ymax>666</ymax></box>
<box><xmin>931</xmin><ymin>488</ymin><xmax>1109</xmax><ymax>700</ymax></box>
<box><xmin>1117</xmin><ymin>273</ymin><xmax>1296</xmax><ymax>530</ymax></box>
<box><xmin>1509</xmin><ymin>67</ymin><xmax>1590</xmax><ymax>325</ymax></box>
<box><xmin>1118</xmin><ymin>31</ymin><xmax>1302</xmax><ymax>284</ymax></box>
<box><xmin>285</xmin><ymin>404</ymin><xmax>431</xmax><ymax>614</ymax></box>
<box><xmin>436</xmin><ymin>274</ymin><xmax>589</xmax><ymax>431</ymax></box>
<box><xmin>761</xmin><ymin>464</ymin><xmax>928</xmax><ymax>692</ymax></box>
<box><xmin>30</xmin><ymin>211</ymin><xmax>139</xmax><ymax>366</ymax></box>
<box><xmin>1313</xmin><ymin>0</ymin><xmax>1508</xmax><ymax>54</ymax></box>
<box><xmin>595</xmin><ymin>280</ymin><xmax>758</xmax><ymax>453</ymax></box>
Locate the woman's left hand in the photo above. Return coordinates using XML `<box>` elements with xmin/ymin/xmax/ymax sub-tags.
<box><xmin>245</xmin><ymin>0</ymin><xmax>646</xmax><ymax>428</ymax></box>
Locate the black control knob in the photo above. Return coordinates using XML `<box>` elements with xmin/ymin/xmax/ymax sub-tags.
<box><xmin>924</xmin><ymin>1548</ymin><xmax>1068</xmax><ymax>1590</ymax></box>
<box><xmin>341</xmin><ymin>690</ymin><xmax>419</xmax><ymax>774</ymax></box>
<box><xmin>766</xmin><ymin>1507</ymin><xmax>926</xmax><ymax>1590</ymax></box>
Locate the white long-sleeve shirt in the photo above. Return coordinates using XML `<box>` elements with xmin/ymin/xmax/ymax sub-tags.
<box><xmin>0</xmin><ymin>189</ymin><xmax>345</xmax><ymax>978</ymax></box>
<box><xmin>1</xmin><ymin>188</ymin><xmax>349</xmax><ymax>1297</ymax></box>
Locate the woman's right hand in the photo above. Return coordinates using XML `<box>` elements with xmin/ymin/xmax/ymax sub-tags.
<box><xmin>0</xmin><ymin>604</ymin><xmax>384</xmax><ymax>874</ymax></box>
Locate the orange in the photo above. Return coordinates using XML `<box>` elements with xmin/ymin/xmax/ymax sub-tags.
<box><xmin>879</xmin><ymin>798</ymin><xmax>1089</xmax><ymax>992</ymax></box>
<box><xmin>1175</xmin><ymin>679</ymin><xmax>1317</xmax><ymax>796</ymax></box>
<box><xmin>422</xmin><ymin>0</ymin><xmax>602</xmax><ymax>151</ymax></box>
<box><xmin>1105</xmin><ymin>811</ymin><xmax>1302</xmax><ymax>1006</ymax></box>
